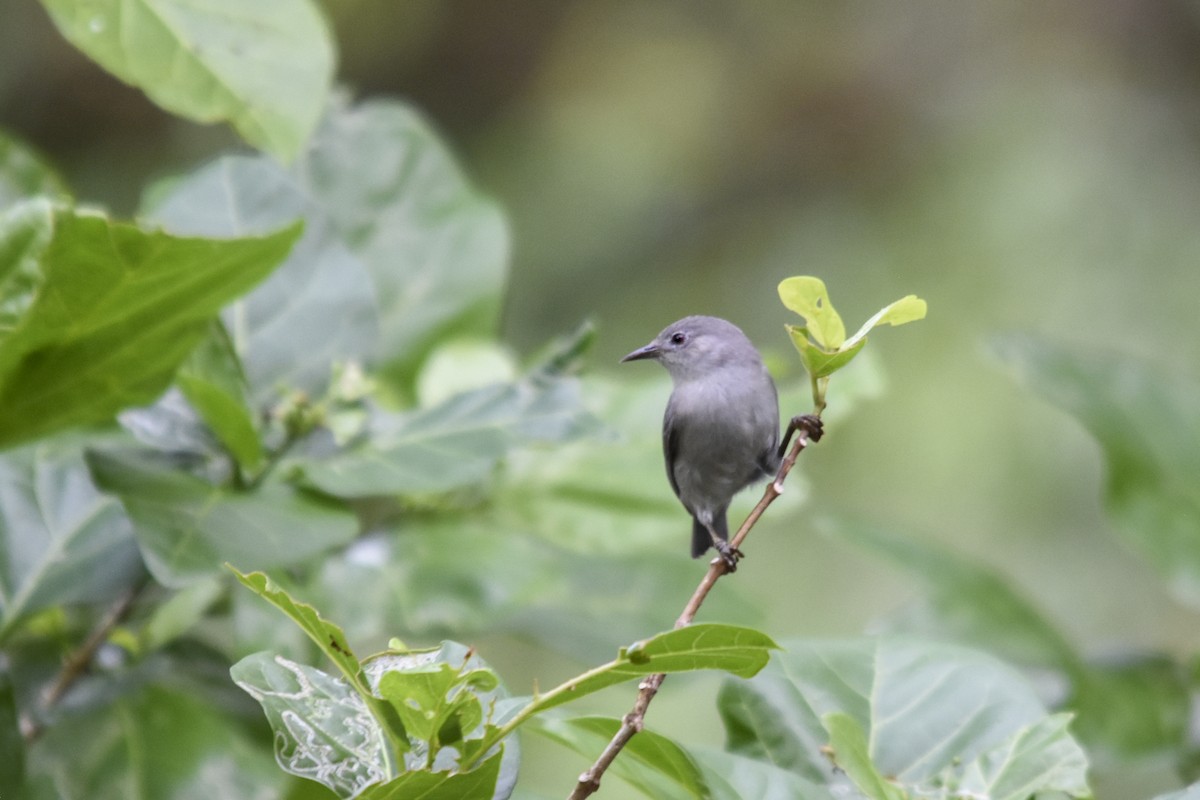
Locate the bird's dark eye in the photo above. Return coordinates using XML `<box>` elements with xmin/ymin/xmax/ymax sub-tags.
<box><xmin>670</xmin><ymin>331</ymin><xmax>687</xmax><ymax>345</ymax></box>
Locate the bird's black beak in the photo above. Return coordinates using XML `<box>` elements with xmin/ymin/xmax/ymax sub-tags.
<box><xmin>620</xmin><ymin>342</ymin><xmax>659</xmax><ymax>363</ymax></box>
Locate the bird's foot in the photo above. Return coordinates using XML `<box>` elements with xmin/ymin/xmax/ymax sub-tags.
<box><xmin>793</xmin><ymin>414</ymin><xmax>823</xmax><ymax>443</ymax></box>
<box><xmin>713</xmin><ymin>540</ymin><xmax>744</xmax><ymax>572</ymax></box>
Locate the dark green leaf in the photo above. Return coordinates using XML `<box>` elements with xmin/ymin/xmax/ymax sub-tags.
<box><xmin>0</xmin><ymin>205</ymin><xmax>300</xmax><ymax>448</ymax></box>
<box><xmin>0</xmin><ymin>438</ymin><xmax>140</xmax><ymax>643</ymax></box>
<box><xmin>0</xmin><ymin>670</ymin><xmax>23</xmax><ymax>796</ymax></box>
<box><xmin>146</xmin><ymin>155</ymin><xmax>378</xmax><ymax>403</ymax></box>
<box><xmin>1069</xmin><ymin>655</ymin><xmax>1192</xmax><ymax>759</ymax></box>
<box><xmin>294</xmin><ymin>97</ymin><xmax>509</xmax><ymax>386</ymax></box>
<box><xmin>176</xmin><ymin>322</ymin><xmax>262</xmax><ymax>471</ymax></box>
<box><xmin>87</xmin><ymin>450</ymin><xmax>355</xmax><ymax>587</ymax></box>
<box><xmin>39</xmin><ymin>0</ymin><xmax>333</xmax><ymax>160</ymax></box>
<box><xmin>356</xmin><ymin>750</ymin><xmax>503</xmax><ymax>800</ymax></box>
<box><xmin>528</xmin><ymin>715</ymin><xmax>709</xmax><ymax>800</ymax></box>
<box><xmin>719</xmin><ymin>637</ymin><xmax>1090</xmax><ymax>798</ymax></box>
<box><xmin>26</xmin><ymin>683</ymin><xmax>283</xmax><ymax>800</ymax></box>
<box><xmin>996</xmin><ymin>335</ymin><xmax>1200</xmax><ymax>608</ymax></box>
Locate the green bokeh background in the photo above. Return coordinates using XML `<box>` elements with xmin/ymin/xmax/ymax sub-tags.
<box><xmin>4</xmin><ymin>2</ymin><xmax>1199</xmax><ymax>796</ymax></box>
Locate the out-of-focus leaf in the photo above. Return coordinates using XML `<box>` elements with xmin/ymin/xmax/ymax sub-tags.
<box><xmin>0</xmin><ymin>133</ymin><xmax>69</xmax><ymax>207</ymax></box>
<box><xmin>87</xmin><ymin>450</ymin><xmax>354</xmax><ymax>587</ymax></box>
<box><xmin>719</xmin><ymin>637</ymin><xmax>1090</xmax><ymax>798</ymax></box>
<box><xmin>356</xmin><ymin>751</ymin><xmax>503</xmax><ymax>800</ymax></box>
<box><xmin>146</xmin><ymin>155</ymin><xmax>377</xmax><ymax>403</ymax></box>
<box><xmin>1069</xmin><ymin>655</ymin><xmax>1191</xmax><ymax>759</ymax></box>
<box><xmin>138</xmin><ymin>576</ymin><xmax>224</xmax><ymax>652</ymax></box>
<box><xmin>0</xmin><ymin>203</ymin><xmax>300</xmax><ymax>449</ymax></box>
<box><xmin>296</xmin><ymin>376</ymin><xmax>598</xmax><ymax>498</ymax></box>
<box><xmin>176</xmin><ymin>322</ymin><xmax>262</xmax><ymax>471</ymax></box>
<box><xmin>822</xmin><ymin>518</ymin><xmax>1083</xmax><ymax>671</ymax></box>
<box><xmin>820</xmin><ymin>714</ymin><xmax>905</xmax><ymax>800</ymax></box>
<box><xmin>39</xmin><ymin>0</ymin><xmax>333</xmax><ymax>160</ymax></box>
<box><xmin>231</xmin><ymin>652</ymin><xmax>387</xmax><ymax>799</ymax></box>
<box><xmin>1156</xmin><ymin>784</ymin><xmax>1200</xmax><ymax>800</ymax></box>
<box><xmin>26</xmin><ymin>683</ymin><xmax>283</xmax><ymax>800</ymax></box>
<box><xmin>527</xmin><ymin>715</ymin><xmax>709</xmax><ymax>800</ymax></box>
<box><xmin>692</xmin><ymin>747</ymin><xmax>836</xmax><ymax>800</ymax></box>
<box><xmin>996</xmin><ymin>336</ymin><xmax>1200</xmax><ymax>608</ymax></box>
<box><xmin>293</xmin><ymin>97</ymin><xmax>509</xmax><ymax>386</ymax></box>
<box><xmin>0</xmin><ymin>438</ymin><xmax>140</xmax><ymax>643</ymax></box>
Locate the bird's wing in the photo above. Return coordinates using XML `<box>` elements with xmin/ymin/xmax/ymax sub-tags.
<box><xmin>662</xmin><ymin>401</ymin><xmax>683</xmax><ymax>500</ymax></box>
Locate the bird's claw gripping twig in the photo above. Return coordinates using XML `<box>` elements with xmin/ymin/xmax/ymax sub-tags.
<box><xmin>713</xmin><ymin>539</ymin><xmax>743</xmax><ymax>572</ymax></box>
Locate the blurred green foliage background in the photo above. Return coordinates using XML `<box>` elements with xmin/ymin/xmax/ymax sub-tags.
<box><xmin>4</xmin><ymin>2</ymin><xmax>1200</xmax><ymax>796</ymax></box>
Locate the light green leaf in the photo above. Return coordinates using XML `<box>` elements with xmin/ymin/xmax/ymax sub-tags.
<box><xmin>692</xmin><ymin>747</ymin><xmax>836</xmax><ymax>800</ymax></box>
<box><xmin>0</xmin><ymin>132</ymin><xmax>69</xmax><ymax>208</ymax></box>
<box><xmin>785</xmin><ymin>325</ymin><xmax>865</xmax><ymax>379</ymax></box>
<box><xmin>1156</xmin><ymin>783</ymin><xmax>1200</xmax><ymax>800</ymax></box>
<box><xmin>840</xmin><ymin>294</ymin><xmax>927</xmax><ymax>352</ymax></box>
<box><xmin>146</xmin><ymin>155</ymin><xmax>378</xmax><ymax>403</ymax></box>
<box><xmin>296</xmin><ymin>377</ymin><xmax>598</xmax><ymax>498</ymax></box>
<box><xmin>777</xmin><ymin>277</ymin><xmax>845</xmax><ymax>349</ymax></box>
<box><xmin>820</xmin><ymin>713</ymin><xmax>906</xmax><ymax>800</ymax></box>
<box><xmin>138</xmin><ymin>575</ymin><xmax>224</xmax><ymax>652</ymax></box>
<box><xmin>292</xmin><ymin>97</ymin><xmax>510</xmax><ymax>386</ymax></box>
<box><xmin>175</xmin><ymin>322</ymin><xmax>262</xmax><ymax>471</ymax></box>
<box><xmin>0</xmin><ymin>204</ymin><xmax>300</xmax><ymax>449</ymax></box>
<box><xmin>39</xmin><ymin>0</ymin><xmax>334</xmax><ymax>160</ymax></box>
<box><xmin>356</xmin><ymin>751</ymin><xmax>503</xmax><ymax>800</ymax></box>
<box><xmin>231</xmin><ymin>652</ymin><xmax>388</xmax><ymax>798</ymax></box>
<box><xmin>527</xmin><ymin>715</ymin><xmax>709</xmax><ymax>800</ymax></box>
<box><xmin>719</xmin><ymin>637</ymin><xmax>1091</xmax><ymax>798</ymax></box>
<box><xmin>995</xmin><ymin>335</ymin><xmax>1200</xmax><ymax>608</ymax></box>
<box><xmin>87</xmin><ymin>450</ymin><xmax>355</xmax><ymax>587</ymax></box>
<box><xmin>0</xmin><ymin>437</ymin><xmax>140</xmax><ymax>643</ymax></box>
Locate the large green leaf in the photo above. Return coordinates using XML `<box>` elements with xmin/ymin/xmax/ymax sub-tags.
<box><xmin>86</xmin><ymin>449</ymin><xmax>355</xmax><ymax>587</ymax></box>
<box><xmin>692</xmin><ymin>747</ymin><xmax>836</xmax><ymax>800</ymax></box>
<box><xmin>25</xmin><ymin>683</ymin><xmax>283</xmax><ymax>800</ymax></box>
<box><xmin>146</xmin><ymin>155</ymin><xmax>378</xmax><ymax>403</ymax></box>
<box><xmin>0</xmin><ymin>437</ymin><xmax>140</xmax><ymax>643</ymax></box>
<box><xmin>0</xmin><ymin>203</ymin><xmax>300</xmax><ymax>449</ymax></box>
<box><xmin>39</xmin><ymin>0</ymin><xmax>333</xmax><ymax>160</ymax></box>
<box><xmin>823</xmin><ymin>518</ymin><xmax>1082</xmax><ymax>671</ymax></box>
<box><xmin>997</xmin><ymin>336</ymin><xmax>1200</xmax><ymax>608</ymax></box>
<box><xmin>0</xmin><ymin>132</ymin><xmax>69</xmax><ymax>208</ymax></box>
<box><xmin>175</xmin><ymin>322</ymin><xmax>262</xmax><ymax>471</ymax></box>
<box><xmin>293</xmin><ymin>97</ymin><xmax>510</xmax><ymax>384</ymax></box>
<box><xmin>356</xmin><ymin>751</ymin><xmax>503</xmax><ymax>800</ymax></box>
<box><xmin>718</xmin><ymin>637</ymin><xmax>1090</xmax><ymax>799</ymax></box>
<box><xmin>296</xmin><ymin>376</ymin><xmax>597</xmax><ymax>498</ymax></box>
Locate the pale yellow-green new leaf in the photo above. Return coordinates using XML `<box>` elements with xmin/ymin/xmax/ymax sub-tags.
<box><xmin>841</xmin><ymin>294</ymin><xmax>927</xmax><ymax>352</ymax></box>
<box><xmin>39</xmin><ymin>0</ymin><xmax>334</xmax><ymax>160</ymax></box>
<box><xmin>778</xmin><ymin>276</ymin><xmax>846</xmax><ymax>349</ymax></box>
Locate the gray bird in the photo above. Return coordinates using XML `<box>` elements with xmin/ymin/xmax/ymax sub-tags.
<box><xmin>621</xmin><ymin>315</ymin><xmax>821</xmax><ymax>570</ymax></box>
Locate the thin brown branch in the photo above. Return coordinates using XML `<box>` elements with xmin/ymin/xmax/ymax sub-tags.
<box><xmin>21</xmin><ymin>584</ymin><xmax>141</xmax><ymax>742</ymax></box>
<box><xmin>567</xmin><ymin>416</ymin><xmax>821</xmax><ymax>799</ymax></box>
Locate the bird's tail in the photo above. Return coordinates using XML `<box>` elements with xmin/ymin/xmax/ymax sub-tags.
<box><xmin>691</xmin><ymin>512</ymin><xmax>729</xmax><ymax>558</ymax></box>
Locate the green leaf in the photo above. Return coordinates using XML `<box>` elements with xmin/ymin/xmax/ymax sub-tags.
<box><xmin>26</xmin><ymin>683</ymin><xmax>283</xmax><ymax>800</ymax></box>
<box><xmin>87</xmin><ymin>450</ymin><xmax>355</xmax><ymax>587</ymax></box>
<box><xmin>0</xmin><ymin>671</ymin><xmax>22</xmax><ymax>797</ymax></box>
<box><xmin>995</xmin><ymin>335</ymin><xmax>1200</xmax><ymax>607</ymax></box>
<box><xmin>175</xmin><ymin>322</ymin><xmax>262</xmax><ymax>471</ymax></box>
<box><xmin>517</xmin><ymin>624</ymin><xmax>776</xmax><ymax>717</ymax></box>
<box><xmin>691</xmin><ymin>747</ymin><xmax>837</xmax><ymax>800</ymax></box>
<box><xmin>0</xmin><ymin>205</ymin><xmax>300</xmax><ymax>449</ymax></box>
<box><xmin>528</xmin><ymin>715</ymin><xmax>709</xmax><ymax>800</ymax></box>
<box><xmin>0</xmin><ymin>132</ymin><xmax>69</xmax><ymax>208</ymax></box>
<box><xmin>840</xmin><ymin>294</ymin><xmax>926</xmax><ymax>352</ymax></box>
<box><xmin>137</xmin><ymin>575</ymin><xmax>224</xmax><ymax>652</ymax></box>
<box><xmin>777</xmin><ymin>277</ymin><xmax>845</xmax><ymax>349</ymax></box>
<box><xmin>145</xmin><ymin>155</ymin><xmax>378</xmax><ymax>403</ymax></box>
<box><xmin>0</xmin><ymin>437</ymin><xmax>140</xmax><ymax>643</ymax></box>
<box><xmin>296</xmin><ymin>376</ymin><xmax>598</xmax><ymax>498</ymax></box>
<box><xmin>38</xmin><ymin>0</ymin><xmax>334</xmax><ymax>160</ymax></box>
<box><xmin>231</xmin><ymin>651</ymin><xmax>389</xmax><ymax>798</ymax></box>
<box><xmin>822</xmin><ymin>518</ymin><xmax>1083</xmax><ymax>671</ymax></box>
<box><xmin>785</xmin><ymin>325</ymin><xmax>866</xmax><ymax>379</ymax></box>
<box><xmin>1156</xmin><ymin>784</ymin><xmax>1200</xmax><ymax>800</ymax></box>
<box><xmin>1069</xmin><ymin>655</ymin><xmax>1192</xmax><ymax>760</ymax></box>
<box><xmin>719</xmin><ymin>637</ymin><xmax>1091</xmax><ymax>798</ymax></box>
<box><xmin>820</xmin><ymin>713</ymin><xmax>905</xmax><ymax>800</ymax></box>
<box><xmin>292</xmin><ymin>97</ymin><xmax>510</xmax><ymax>386</ymax></box>
<box><xmin>356</xmin><ymin>750</ymin><xmax>503</xmax><ymax>800</ymax></box>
